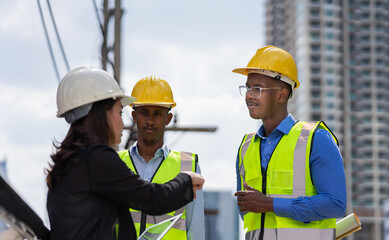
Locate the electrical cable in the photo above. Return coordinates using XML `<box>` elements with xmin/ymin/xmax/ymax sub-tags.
<box><xmin>92</xmin><ymin>0</ymin><xmax>105</xmax><ymax>33</ymax></box>
<box><xmin>46</xmin><ymin>0</ymin><xmax>70</xmax><ymax>72</ymax></box>
<box><xmin>36</xmin><ymin>0</ymin><xmax>60</xmax><ymax>82</ymax></box>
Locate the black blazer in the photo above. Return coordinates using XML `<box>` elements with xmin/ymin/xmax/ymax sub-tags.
<box><xmin>47</xmin><ymin>144</ymin><xmax>193</xmax><ymax>240</ymax></box>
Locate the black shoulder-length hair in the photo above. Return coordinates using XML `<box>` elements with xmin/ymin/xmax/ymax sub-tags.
<box><xmin>45</xmin><ymin>98</ymin><xmax>117</xmax><ymax>191</ymax></box>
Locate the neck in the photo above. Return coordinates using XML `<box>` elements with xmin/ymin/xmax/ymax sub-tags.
<box><xmin>262</xmin><ymin>110</ymin><xmax>288</xmax><ymax>137</ymax></box>
<box><xmin>137</xmin><ymin>140</ymin><xmax>163</xmax><ymax>163</ymax></box>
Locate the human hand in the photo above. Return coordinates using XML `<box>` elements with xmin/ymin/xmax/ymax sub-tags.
<box><xmin>234</xmin><ymin>182</ymin><xmax>273</xmax><ymax>213</ymax></box>
<box><xmin>181</xmin><ymin>171</ymin><xmax>205</xmax><ymax>199</ymax></box>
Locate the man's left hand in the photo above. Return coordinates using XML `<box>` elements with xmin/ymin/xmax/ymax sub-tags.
<box><xmin>234</xmin><ymin>182</ymin><xmax>274</xmax><ymax>213</ymax></box>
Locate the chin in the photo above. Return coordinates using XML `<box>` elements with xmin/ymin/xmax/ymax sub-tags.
<box><xmin>249</xmin><ymin>111</ymin><xmax>261</xmax><ymax>120</ymax></box>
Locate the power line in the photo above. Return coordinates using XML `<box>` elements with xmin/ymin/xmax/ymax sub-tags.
<box><xmin>46</xmin><ymin>0</ymin><xmax>70</xmax><ymax>72</ymax></box>
<box><xmin>92</xmin><ymin>0</ymin><xmax>104</xmax><ymax>33</ymax></box>
<box><xmin>36</xmin><ymin>0</ymin><xmax>60</xmax><ymax>82</ymax></box>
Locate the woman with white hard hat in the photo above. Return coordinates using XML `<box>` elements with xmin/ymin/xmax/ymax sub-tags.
<box><xmin>45</xmin><ymin>67</ymin><xmax>204</xmax><ymax>240</ymax></box>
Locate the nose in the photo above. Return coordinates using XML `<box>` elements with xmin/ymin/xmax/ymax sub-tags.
<box><xmin>246</xmin><ymin>90</ymin><xmax>255</xmax><ymax>100</ymax></box>
<box><xmin>146</xmin><ymin>117</ymin><xmax>154</xmax><ymax>126</ymax></box>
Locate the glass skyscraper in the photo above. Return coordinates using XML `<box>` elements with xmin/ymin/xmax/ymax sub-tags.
<box><xmin>266</xmin><ymin>0</ymin><xmax>389</xmax><ymax>239</ymax></box>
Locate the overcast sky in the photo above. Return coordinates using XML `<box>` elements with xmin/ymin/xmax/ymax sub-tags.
<box><xmin>0</xmin><ymin>0</ymin><xmax>265</xmax><ymax>224</ymax></box>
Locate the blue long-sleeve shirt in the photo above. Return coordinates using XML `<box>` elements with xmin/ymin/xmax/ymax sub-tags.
<box><xmin>130</xmin><ymin>142</ymin><xmax>205</xmax><ymax>240</ymax></box>
<box><xmin>236</xmin><ymin>114</ymin><xmax>347</xmax><ymax>222</ymax></box>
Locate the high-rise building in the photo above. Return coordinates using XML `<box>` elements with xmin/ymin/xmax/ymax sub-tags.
<box><xmin>0</xmin><ymin>158</ymin><xmax>9</xmax><ymax>233</ymax></box>
<box><xmin>204</xmin><ymin>190</ymin><xmax>240</xmax><ymax>240</ymax></box>
<box><xmin>265</xmin><ymin>0</ymin><xmax>389</xmax><ymax>239</ymax></box>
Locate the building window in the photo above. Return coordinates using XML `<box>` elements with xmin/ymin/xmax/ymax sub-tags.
<box><xmin>312</xmin><ymin>79</ymin><xmax>321</xmax><ymax>86</ymax></box>
<box><xmin>325</xmin><ymin>32</ymin><xmax>334</xmax><ymax>39</ymax></box>
<box><xmin>325</xmin><ymin>9</ymin><xmax>333</xmax><ymax>16</ymax></box>
<box><xmin>326</xmin><ymin>21</ymin><xmax>333</xmax><ymax>27</ymax></box>
<box><xmin>311</xmin><ymin>90</ymin><xmax>321</xmax><ymax>97</ymax></box>
<box><xmin>363</xmin><ymin>117</ymin><xmax>371</xmax><ymax>123</ymax></box>
<box><xmin>310</xmin><ymin>33</ymin><xmax>320</xmax><ymax>40</ymax></box>
<box><xmin>311</xmin><ymin>44</ymin><xmax>320</xmax><ymax>51</ymax></box>
<box><xmin>326</xmin><ymin>68</ymin><xmax>334</xmax><ymax>74</ymax></box>
<box><xmin>361</xmin><ymin>1</ymin><xmax>370</xmax><ymax>8</ymax></box>
<box><xmin>327</xmin><ymin>79</ymin><xmax>334</xmax><ymax>85</ymax></box>
<box><xmin>362</xmin><ymin>59</ymin><xmax>370</xmax><ymax>65</ymax></box>
<box><xmin>311</xmin><ymin>10</ymin><xmax>320</xmax><ymax>17</ymax></box>
<box><xmin>311</xmin><ymin>67</ymin><xmax>320</xmax><ymax>74</ymax></box>
<box><xmin>326</xmin><ymin>44</ymin><xmax>334</xmax><ymax>51</ymax></box>
<box><xmin>361</xmin><ymin>13</ymin><xmax>370</xmax><ymax>20</ymax></box>
<box><xmin>326</xmin><ymin>56</ymin><xmax>334</xmax><ymax>62</ymax></box>
<box><xmin>327</xmin><ymin>91</ymin><xmax>335</xmax><ymax>97</ymax></box>
<box><xmin>363</xmin><ymin>71</ymin><xmax>370</xmax><ymax>77</ymax></box>
<box><xmin>377</xmin><ymin>59</ymin><xmax>384</xmax><ymax>66</ymax></box>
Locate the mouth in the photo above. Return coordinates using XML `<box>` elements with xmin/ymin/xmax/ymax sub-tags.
<box><xmin>246</xmin><ymin>101</ymin><xmax>258</xmax><ymax>109</ymax></box>
<box><xmin>144</xmin><ymin>127</ymin><xmax>156</xmax><ymax>133</ymax></box>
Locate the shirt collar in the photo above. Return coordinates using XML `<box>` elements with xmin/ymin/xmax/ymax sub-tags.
<box><xmin>130</xmin><ymin>142</ymin><xmax>170</xmax><ymax>160</ymax></box>
<box><xmin>256</xmin><ymin>114</ymin><xmax>296</xmax><ymax>139</ymax></box>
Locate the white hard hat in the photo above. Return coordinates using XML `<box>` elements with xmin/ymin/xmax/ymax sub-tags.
<box><xmin>56</xmin><ymin>67</ymin><xmax>136</xmax><ymax>118</ymax></box>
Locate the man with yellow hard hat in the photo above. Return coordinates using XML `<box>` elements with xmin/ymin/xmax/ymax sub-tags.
<box><xmin>118</xmin><ymin>76</ymin><xmax>205</xmax><ymax>240</ymax></box>
<box><xmin>233</xmin><ymin>46</ymin><xmax>346</xmax><ymax>240</ymax></box>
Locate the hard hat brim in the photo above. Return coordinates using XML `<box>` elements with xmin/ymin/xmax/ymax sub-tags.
<box><xmin>232</xmin><ymin>67</ymin><xmax>299</xmax><ymax>89</ymax></box>
<box><xmin>131</xmin><ymin>102</ymin><xmax>176</xmax><ymax>109</ymax></box>
<box><xmin>232</xmin><ymin>68</ymin><xmax>250</xmax><ymax>76</ymax></box>
<box><xmin>57</xmin><ymin>95</ymin><xmax>136</xmax><ymax>118</ymax></box>
<box><xmin>120</xmin><ymin>95</ymin><xmax>137</xmax><ymax>107</ymax></box>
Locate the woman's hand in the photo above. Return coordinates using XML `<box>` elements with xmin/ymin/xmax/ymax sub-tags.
<box><xmin>181</xmin><ymin>171</ymin><xmax>205</xmax><ymax>199</ymax></box>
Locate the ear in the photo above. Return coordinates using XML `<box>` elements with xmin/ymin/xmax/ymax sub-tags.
<box><xmin>166</xmin><ymin>112</ymin><xmax>173</xmax><ymax>126</ymax></box>
<box><xmin>277</xmin><ymin>88</ymin><xmax>290</xmax><ymax>103</ymax></box>
<box><xmin>131</xmin><ymin>110</ymin><xmax>136</xmax><ymax>121</ymax></box>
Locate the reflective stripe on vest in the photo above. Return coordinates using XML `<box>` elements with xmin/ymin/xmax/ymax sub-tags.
<box><xmin>239</xmin><ymin>133</ymin><xmax>256</xmax><ymax>189</ymax></box>
<box><xmin>245</xmin><ymin>228</ymin><xmax>335</xmax><ymax>240</ymax></box>
<box><xmin>118</xmin><ymin>150</ymin><xmax>197</xmax><ymax>239</ymax></box>
<box><xmin>238</xmin><ymin>121</ymin><xmax>336</xmax><ymax>240</ymax></box>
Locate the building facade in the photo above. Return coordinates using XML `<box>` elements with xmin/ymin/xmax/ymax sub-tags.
<box><xmin>266</xmin><ymin>0</ymin><xmax>389</xmax><ymax>239</ymax></box>
<box><xmin>204</xmin><ymin>190</ymin><xmax>239</xmax><ymax>240</ymax></box>
<box><xmin>0</xmin><ymin>158</ymin><xmax>9</xmax><ymax>233</ymax></box>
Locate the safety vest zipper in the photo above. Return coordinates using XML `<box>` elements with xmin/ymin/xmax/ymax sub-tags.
<box><xmin>259</xmin><ymin>164</ymin><xmax>267</xmax><ymax>240</ymax></box>
<box><xmin>132</xmin><ymin>155</ymin><xmax>166</xmax><ymax>235</ymax></box>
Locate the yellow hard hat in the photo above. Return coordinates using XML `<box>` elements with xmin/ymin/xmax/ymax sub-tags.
<box><xmin>232</xmin><ymin>45</ymin><xmax>300</xmax><ymax>89</ymax></box>
<box><xmin>131</xmin><ymin>76</ymin><xmax>176</xmax><ymax>108</ymax></box>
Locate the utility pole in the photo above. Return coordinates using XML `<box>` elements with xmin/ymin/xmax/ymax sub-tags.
<box><xmin>99</xmin><ymin>1</ymin><xmax>218</xmax><ymax>149</ymax></box>
<box><xmin>123</xmin><ymin>117</ymin><xmax>217</xmax><ymax>149</ymax></box>
<box><xmin>101</xmin><ymin>0</ymin><xmax>122</xmax><ymax>84</ymax></box>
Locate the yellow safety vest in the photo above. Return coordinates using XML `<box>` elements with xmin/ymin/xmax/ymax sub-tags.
<box><xmin>238</xmin><ymin>121</ymin><xmax>338</xmax><ymax>240</ymax></box>
<box><xmin>118</xmin><ymin>150</ymin><xmax>197</xmax><ymax>240</ymax></box>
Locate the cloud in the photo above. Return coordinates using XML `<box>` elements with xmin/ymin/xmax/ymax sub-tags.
<box><xmin>0</xmin><ymin>0</ymin><xmax>265</xmax><ymax>222</ymax></box>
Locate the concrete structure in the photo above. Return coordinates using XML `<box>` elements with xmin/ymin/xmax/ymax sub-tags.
<box><xmin>204</xmin><ymin>190</ymin><xmax>239</xmax><ymax>240</ymax></box>
<box><xmin>0</xmin><ymin>158</ymin><xmax>9</xmax><ymax>233</ymax></box>
<box><xmin>265</xmin><ymin>0</ymin><xmax>389</xmax><ymax>239</ymax></box>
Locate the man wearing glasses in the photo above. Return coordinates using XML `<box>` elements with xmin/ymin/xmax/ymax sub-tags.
<box><xmin>233</xmin><ymin>46</ymin><xmax>346</xmax><ymax>240</ymax></box>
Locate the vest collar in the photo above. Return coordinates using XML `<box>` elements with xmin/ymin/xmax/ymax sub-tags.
<box><xmin>130</xmin><ymin>141</ymin><xmax>170</xmax><ymax>161</ymax></box>
<box><xmin>255</xmin><ymin>114</ymin><xmax>296</xmax><ymax>140</ymax></box>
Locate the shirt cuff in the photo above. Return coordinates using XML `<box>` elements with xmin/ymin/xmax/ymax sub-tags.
<box><xmin>273</xmin><ymin>198</ymin><xmax>293</xmax><ymax>218</ymax></box>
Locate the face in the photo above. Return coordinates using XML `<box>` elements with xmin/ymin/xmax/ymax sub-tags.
<box><xmin>245</xmin><ymin>74</ymin><xmax>282</xmax><ymax>120</ymax></box>
<box><xmin>132</xmin><ymin>105</ymin><xmax>172</xmax><ymax>145</ymax></box>
<box><xmin>106</xmin><ymin>99</ymin><xmax>124</xmax><ymax>145</ymax></box>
